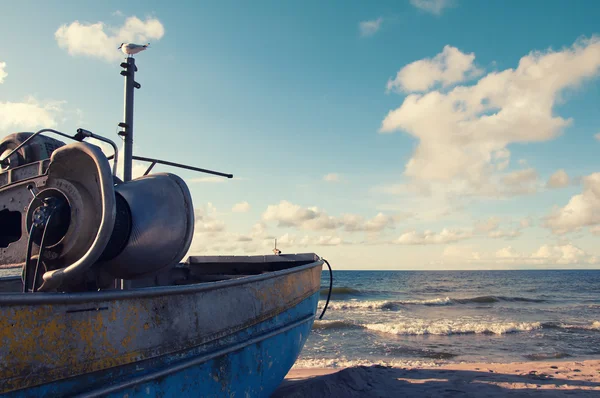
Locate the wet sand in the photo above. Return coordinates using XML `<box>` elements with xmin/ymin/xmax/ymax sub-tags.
<box><xmin>273</xmin><ymin>360</ymin><xmax>600</xmax><ymax>397</ymax></box>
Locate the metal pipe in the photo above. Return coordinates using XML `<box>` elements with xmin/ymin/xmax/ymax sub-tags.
<box><xmin>0</xmin><ymin>129</ymin><xmax>75</xmax><ymax>166</ymax></box>
<box><xmin>122</xmin><ymin>57</ymin><xmax>137</xmax><ymax>182</ymax></box>
<box><xmin>75</xmin><ymin>128</ymin><xmax>119</xmax><ymax>176</ymax></box>
<box><xmin>133</xmin><ymin>156</ymin><xmax>233</xmax><ymax>178</ymax></box>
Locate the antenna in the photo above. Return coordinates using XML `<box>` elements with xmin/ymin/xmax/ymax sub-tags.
<box><xmin>272</xmin><ymin>238</ymin><xmax>281</xmax><ymax>256</ymax></box>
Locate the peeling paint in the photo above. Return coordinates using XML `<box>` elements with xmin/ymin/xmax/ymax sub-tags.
<box><xmin>0</xmin><ymin>264</ymin><xmax>322</xmax><ymax>395</ymax></box>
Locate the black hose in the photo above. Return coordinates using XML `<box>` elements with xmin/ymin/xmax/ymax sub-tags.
<box><xmin>318</xmin><ymin>258</ymin><xmax>333</xmax><ymax>320</ymax></box>
<box><xmin>22</xmin><ymin>224</ymin><xmax>37</xmax><ymax>293</ymax></box>
<box><xmin>32</xmin><ymin>210</ymin><xmax>55</xmax><ymax>292</ymax></box>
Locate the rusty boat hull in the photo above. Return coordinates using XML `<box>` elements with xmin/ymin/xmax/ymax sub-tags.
<box><xmin>0</xmin><ymin>254</ymin><xmax>323</xmax><ymax>397</ymax></box>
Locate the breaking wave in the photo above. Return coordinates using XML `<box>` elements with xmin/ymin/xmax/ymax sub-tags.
<box><xmin>313</xmin><ymin>318</ymin><xmax>600</xmax><ymax>335</ymax></box>
<box><xmin>320</xmin><ymin>295</ymin><xmax>545</xmax><ymax>311</ymax></box>
<box><xmin>292</xmin><ymin>357</ymin><xmax>437</xmax><ymax>369</ymax></box>
<box><xmin>363</xmin><ymin>321</ymin><xmax>543</xmax><ymax>336</ymax></box>
<box><xmin>312</xmin><ymin>320</ymin><xmax>362</xmax><ymax>331</ymax></box>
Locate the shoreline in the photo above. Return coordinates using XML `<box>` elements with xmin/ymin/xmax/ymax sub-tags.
<box><xmin>275</xmin><ymin>359</ymin><xmax>600</xmax><ymax>397</ymax></box>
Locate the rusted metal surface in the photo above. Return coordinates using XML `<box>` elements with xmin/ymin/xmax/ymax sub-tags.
<box><xmin>0</xmin><ymin>259</ymin><xmax>323</xmax><ymax>394</ymax></box>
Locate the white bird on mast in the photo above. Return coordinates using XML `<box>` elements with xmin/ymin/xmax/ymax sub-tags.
<box><xmin>118</xmin><ymin>43</ymin><xmax>150</xmax><ymax>57</ymax></box>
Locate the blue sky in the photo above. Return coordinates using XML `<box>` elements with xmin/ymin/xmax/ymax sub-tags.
<box><xmin>2</xmin><ymin>0</ymin><xmax>600</xmax><ymax>269</ymax></box>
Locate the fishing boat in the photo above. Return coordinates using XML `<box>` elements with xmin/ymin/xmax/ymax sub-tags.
<box><xmin>0</xmin><ymin>57</ymin><xmax>332</xmax><ymax>397</ymax></box>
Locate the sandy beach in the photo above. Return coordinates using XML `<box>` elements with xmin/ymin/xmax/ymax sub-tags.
<box><xmin>273</xmin><ymin>360</ymin><xmax>600</xmax><ymax>397</ymax></box>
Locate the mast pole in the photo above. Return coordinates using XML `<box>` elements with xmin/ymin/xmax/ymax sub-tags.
<box><xmin>119</xmin><ymin>57</ymin><xmax>140</xmax><ymax>182</ymax></box>
<box><xmin>117</xmin><ymin>57</ymin><xmax>140</xmax><ymax>290</ymax></box>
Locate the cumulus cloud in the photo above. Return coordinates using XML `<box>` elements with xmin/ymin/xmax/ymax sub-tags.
<box><xmin>496</xmin><ymin>243</ymin><xmax>598</xmax><ymax>265</ymax></box>
<box><xmin>0</xmin><ymin>61</ymin><xmax>6</xmax><ymax>84</ymax></box>
<box><xmin>55</xmin><ymin>16</ymin><xmax>165</xmax><ymax>62</ymax></box>
<box><xmin>410</xmin><ymin>0</ymin><xmax>453</xmax><ymax>15</ymax></box>
<box><xmin>546</xmin><ymin>169</ymin><xmax>570</xmax><ymax>189</ymax></box>
<box><xmin>323</xmin><ymin>173</ymin><xmax>340</xmax><ymax>182</ymax></box>
<box><xmin>261</xmin><ymin>200</ymin><xmax>396</xmax><ymax>232</ymax></box>
<box><xmin>341</xmin><ymin>213</ymin><xmax>396</xmax><ymax>232</ymax></box>
<box><xmin>396</xmin><ymin>228</ymin><xmax>471</xmax><ymax>245</ymax></box>
<box><xmin>545</xmin><ymin>172</ymin><xmax>600</xmax><ymax>234</ymax></box>
<box><xmin>232</xmin><ymin>201</ymin><xmax>250</xmax><ymax>213</ymax></box>
<box><xmin>359</xmin><ymin>18</ymin><xmax>383</xmax><ymax>37</ymax></box>
<box><xmin>474</xmin><ymin>217</ymin><xmax>500</xmax><ymax>233</ymax></box>
<box><xmin>0</xmin><ymin>97</ymin><xmax>64</xmax><ymax>131</ymax></box>
<box><xmin>387</xmin><ymin>45</ymin><xmax>481</xmax><ymax>93</ymax></box>
<box><xmin>0</xmin><ymin>62</ymin><xmax>80</xmax><ymax>143</ymax></box>
<box><xmin>272</xmin><ymin>233</ymin><xmax>347</xmax><ymax>247</ymax></box>
<box><xmin>500</xmin><ymin>168</ymin><xmax>539</xmax><ymax>195</ymax></box>
<box><xmin>194</xmin><ymin>203</ymin><xmax>226</xmax><ymax>233</ymax></box>
<box><xmin>381</xmin><ymin>37</ymin><xmax>600</xmax><ymax>195</ymax></box>
<box><xmin>262</xmin><ymin>200</ymin><xmax>339</xmax><ymax>230</ymax></box>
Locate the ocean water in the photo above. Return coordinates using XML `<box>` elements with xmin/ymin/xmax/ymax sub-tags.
<box><xmin>299</xmin><ymin>270</ymin><xmax>600</xmax><ymax>368</ymax></box>
<box><xmin>3</xmin><ymin>267</ymin><xmax>599</xmax><ymax>368</ymax></box>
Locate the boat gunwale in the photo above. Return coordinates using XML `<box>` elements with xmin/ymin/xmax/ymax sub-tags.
<box><xmin>0</xmin><ymin>259</ymin><xmax>324</xmax><ymax>305</ymax></box>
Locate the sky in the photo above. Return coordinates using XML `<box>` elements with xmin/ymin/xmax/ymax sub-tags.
<box><xmin>1</xmin><ymin>0</ymin><xmax>600</xmax><ymax>270</ymax></box>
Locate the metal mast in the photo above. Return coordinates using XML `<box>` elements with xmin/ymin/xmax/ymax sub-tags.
<box><xmin>119</xmin><ymin>57</ymin><xmax>141</xmax><ymax>182</ymax></box>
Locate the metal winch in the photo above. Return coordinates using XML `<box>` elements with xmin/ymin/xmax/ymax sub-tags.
<box><xmin>0</xmin><ymin>131</ymin><xmax>194</xmax><ymax>292</ymax></box>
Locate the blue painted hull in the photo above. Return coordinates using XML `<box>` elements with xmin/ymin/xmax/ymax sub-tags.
<box><xmin>8</xmin><ymin>292</ymin><xmax>319</xmax><ymax>398</ymax></box>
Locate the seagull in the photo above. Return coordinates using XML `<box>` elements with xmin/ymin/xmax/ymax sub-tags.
<box><xmin>118</xmin><ymin>43</ymin><xmax>150</xmax><ymax>57</ymax></box>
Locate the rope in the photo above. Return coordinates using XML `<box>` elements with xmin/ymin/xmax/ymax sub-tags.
<box><xmin>318</xmin><ymin>258</ymin><xmax>333</xmax><ymax>320</ymax></box>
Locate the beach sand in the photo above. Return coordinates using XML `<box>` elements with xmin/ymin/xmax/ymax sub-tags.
<box><xmin>273</xmin><ymin>360</ymin><xmax>600</xmax><ymax>397</ymax></box>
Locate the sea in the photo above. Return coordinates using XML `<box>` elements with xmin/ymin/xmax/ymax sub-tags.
<box><xmin>298</xmin><ymin>270</ymin><xmax>600</xmax><ymax>368</ymax></box>
<box><xmin>3</xmin><ymin>268</ymin><xmax>599</xmax><ymax>369</ymax></box>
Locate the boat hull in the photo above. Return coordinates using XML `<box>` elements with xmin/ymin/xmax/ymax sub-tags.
<box><xmin>0</xmin><ymin>258</ymin><xmax>323</xmax><ymax>397</ymax></box>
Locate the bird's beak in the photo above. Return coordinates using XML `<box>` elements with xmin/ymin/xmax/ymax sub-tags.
<box><xmin>117</xmin><ymin>44</ymin><xmax>122</xmax><ymax>49</ymax></box>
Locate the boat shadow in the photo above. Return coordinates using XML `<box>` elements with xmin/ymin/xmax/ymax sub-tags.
<box><xmin>272</xmin><ymin>364</ymin><xmax>600</xmax><ymax>397</ymax></box>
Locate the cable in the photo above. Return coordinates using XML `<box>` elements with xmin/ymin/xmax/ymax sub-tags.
<box><xmin>318</xmin><ymin>258</ymin><xmax>333</xmax><ymax>320</ymax></box>
<box><xmin>22</xmin><ymin>224</ymin><xmax>37</xmax><ymax>293</ymax></box>
<box><xmin>31</xmin><ymin>210</ymin><xmax>55</xmax><ymax>292</ymax></box>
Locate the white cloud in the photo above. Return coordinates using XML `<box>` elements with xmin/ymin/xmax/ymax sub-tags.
<box><xmin>530</xmin><ymin>243</ymin><xmax>594</xmax><ymax>265</ymax></box>
<box><xmin>546</xmin><ymin>169</ymin><xmax>570</xmax><ymax>189</ymax></box>
<box><xmin>342</xmin><ymin>213</ymin><xmax>396</xmax><ymax>232</ymax></box>
<box><xmin>387</xmin><ymin>45</ymin><xmax>481</xmax><ymax>93</ymax></box>
<box><xmin>474</xmin><ymin>216</ymin><xmax>500</xmax><ymax>233</ymax></box>
<box><xmin>261</xmin><ymin>200</ymin><xmax>397</xmax><ymax>232</ymax></box>
<box><xmin>271</xmin><ymin>233</ymin><xmax>347</xmax><ymax>248</ymax></box>
<box><xmin>474</xmin><ymin>216</ymin><xmax>523</xmax><ymax>239</ymax></box>
<box><xmin>396</xmin><ymin>228</ymin><xmax>471</xmax><ymax>245</ymax></box>
<box><xmin>262</xmin><ymin>200</ymin><xmax>339</xmax><ymax>230</ymax></box>
<box><xmin>323</xmin><ymin>173</ymin><xmax>340</xmax><ymax>182</ymax></box>
<box><xmin>494</xmin><ymin>243</ymin><xmax>598</xmax><ymax>265</ymax></box>
<box><xmin>359</xmin><ymin>17</ymin><xmax>383</xmax><ymax>37</ymax></box>
<box><xmin>545</xmin><ymin>172</ymin><xmax>600</xmax><ymax>234</ymax></box>
<box><xmin>381</xmin><ymin>37</ymin><xmax>600</xmax><ymax>195</ymax></box>
<box><xmin>113</xmin><ymin>10</ymin><xmax>124</xmax><ymax>17</ymax></box>
<box><xmin>595</xmin><ymin>132</ymin><xmax>600</xmax><ymax>141</ymax></box>
<box><xmin>443</xmin><ymin>245</ymin><xmax>482</xmax><ymax>262</ymax></box>
<box><xmin>189</xmin><ymin>176</ymin><xmax>227</xmax><ymax>183</ymax></box>
<box><xmin>487</xmin><ymin>229</ymin><xmax>520</xmax><ymax>239</ymax></box>
<box><xmin>410</xmin><ymin>0</ymin><xmax>453</xmax><ymax>15</ymax></box>
<box><xmin>520</xmin><ymin>217</ymin><xmax>533</xmax><ymax>229</ymax></box>
<box><xmin>495</xmin><ymin>246</ymin><xmax>520</xmax><ymax>259</ymax></box>
<box><xmin>232</xmin><ymin>201</ymin><xmax>250</xmax><ymax>213</ymax></box>
<box><xmin>194</xmin><ymin>203</ymin><xmax>225</xmax><ymax>233</ymax></box>
<box><xmin>55</xmin><ymin>16</ymin><xmax>165</xmax><ymax>62</ymax></box>
<box><xmin>0</xmin><ymin>97</ymin><xmax>64</xmax><ymax>131</ymax></box>
<box><xmin>0</xmin><ymin>61</ymin><xmax>7</xmax><ymax>84</ymax></box>
<box><xmin>500</xmin><ymin>168</ymin><xmax>539</xmax><ymax>195</ymax></box>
